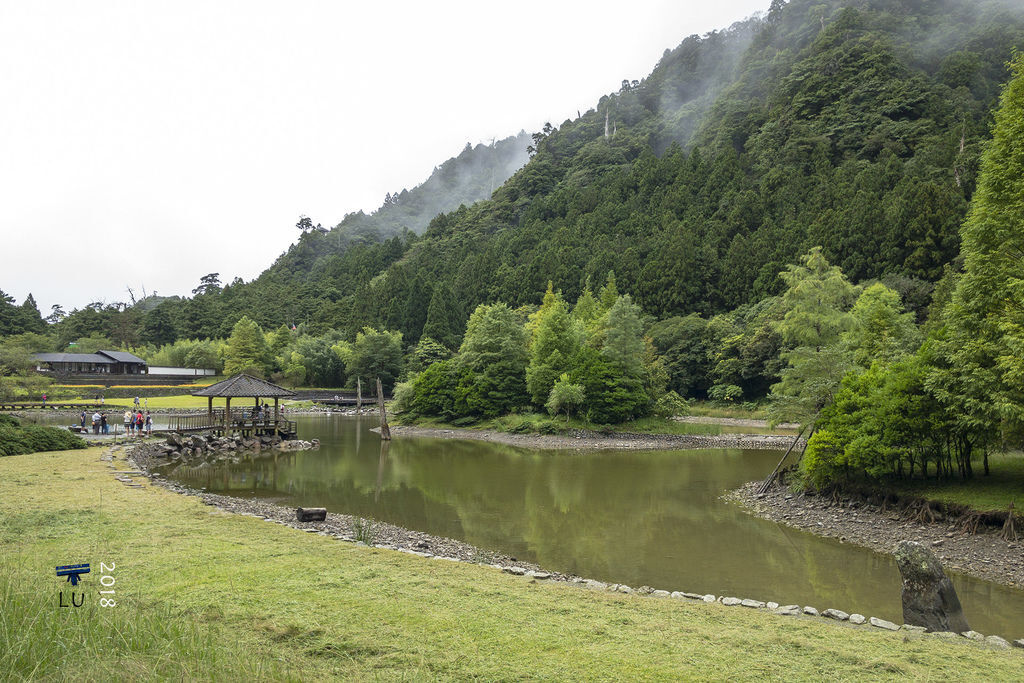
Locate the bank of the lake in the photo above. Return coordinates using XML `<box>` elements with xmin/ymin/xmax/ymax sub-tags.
<box><xmin>385</xmin><ymin>424</ymin><xmax>804</xmax><ymax>451</ymax></box>
<box><xmin>3</xmin><ymin>446</ymin><xmax>1023</xmax><ymax>680</ymax></box>
<box><xmin>732</xmin><ymin>483</ymin><xmax>1024</xmax><ymax>589</ymax></box>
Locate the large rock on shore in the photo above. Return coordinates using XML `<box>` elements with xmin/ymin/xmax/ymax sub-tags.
<box><xmin>894</xmin><ymin>540</ymin><xmax>969</xmax><ymax>633</ymax></box>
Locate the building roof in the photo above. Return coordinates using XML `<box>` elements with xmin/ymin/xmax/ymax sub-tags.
<box><xmin>97</xmin><ymin>350</ymin><xmax>147</xmax><ymax>364</ymax></box>
<box><xmin>33</xmin><ymin>350</ymin><xmax>148</xmax><ymax>365</ymax></box>
<box><xmin>191</xmin><ymin>374</ymin><xmax>296</xmax><ymax>398</ymax></box>
<box><xmin>33</xmin><ymin>352</ymin><xmax>114</xmax><ymax>364</ymax></box>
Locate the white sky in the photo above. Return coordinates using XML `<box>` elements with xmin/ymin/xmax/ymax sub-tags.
<box><xmin>0</xmin><ymin>0</ymin><xmax>767</xmax><ymax>314</ymax></box>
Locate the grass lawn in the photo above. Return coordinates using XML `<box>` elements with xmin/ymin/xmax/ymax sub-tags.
<box><xmin>889</xmin><ymin>452</ymin><xmax>1024</xmax><ymax>512</ymax></box>
<box><xmin>2</xmin><ymin>448</ymin><xmax>1022</xmax><ymax>680</ymax></box>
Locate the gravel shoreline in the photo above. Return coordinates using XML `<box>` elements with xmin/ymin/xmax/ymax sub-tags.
<box><xmin>126</xmin><ymin>441</ymin><xmax>564</xmax><ymax>577</ymax></box>
<box><xmin>385</xmin><ymin>425</ymin><xmax>805</xmax><ymax>451</ymax></box>
<box><xmin>730</xmin><ymin>482</ymin><xmax>1024</xmax><ymax>589</ymax></box>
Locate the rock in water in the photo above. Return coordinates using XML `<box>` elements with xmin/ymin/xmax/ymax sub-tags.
<box><xmin>894</xmin><ymin>540</ymin><xmax>969</xmax><ymax>633</ymax></box>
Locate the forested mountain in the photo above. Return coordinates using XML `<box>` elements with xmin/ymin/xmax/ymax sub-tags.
<box><xmin>24</xmin><ymin>0</ymin><xmax>1024</xmax><ymax>367</ymax></box>
<box><xmin>268</xmin><ymin>132</ymin><xmax>531</xmax><ymax>283</ymax></box>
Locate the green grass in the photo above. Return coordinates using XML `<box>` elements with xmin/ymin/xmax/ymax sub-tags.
<box><xmin>889</xmin><ymin>452</ymin><xmax>1024</xmax><ymax>512</ymax></box>
<box><xmin>2</xmin><ymin>448</ymin><xmax>1022</xmax><ymax>679</ymax></box>
<box><xmin>396</xmin><ymin>412</ymin><xmax>723</xmax><ymax>436</ymax></box>
<box><xmin>2</xmin><ymin>448</ymin><xmax>1022</xmax><ymax>680</ymax></box>
<box><xmin>684</xmin><ymin>401</ymin><xmax>769</xmax><ymax>420</ymax></box>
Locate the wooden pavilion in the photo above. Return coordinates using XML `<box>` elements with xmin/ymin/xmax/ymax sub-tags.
<box><xmin>185</xmin><ymin>374</ymin><xmax>297</xmax><ymax>438</ymax></box>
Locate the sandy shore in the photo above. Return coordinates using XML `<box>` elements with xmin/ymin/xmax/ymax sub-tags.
<box><xmin>731</xmin><ymin>482</ymin><xmax>1024</xmax><ymax>589</ymax></box>
<box><xmin>384</xmin><ymin>424</ymin><xmax>805</xmax><ymax>451</ymax></box>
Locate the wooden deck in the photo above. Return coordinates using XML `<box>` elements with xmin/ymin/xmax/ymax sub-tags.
<box><xmin>163</xmin><ymin>410</ymin><xmax>296</xmax><ymax>439</ymax></box>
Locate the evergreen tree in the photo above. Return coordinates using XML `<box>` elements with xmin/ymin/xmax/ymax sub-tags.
<box><xmin>937</xmin><ymin>54</ymin><xmax>1024</xmax><ymax>444</ymax></box>
<box><xmin>770</xmin><ymin>248</ymin><xmax>859</xmax><ymax>425</ymax></box>
<box><xmin>456</xmin><ymin>303</ymin><xmax>528</xmax><ymax>417</ymax></box>
<box><xmin>19</xmin><ymin>294</ymin><xmax>46</xmax><ymax>334</ymax></box>
<box><xmin>422</xmin><ymin>281</ymin><xmax>463</xmax><ymax>350</ymax></box>
<box><xmin>526</xmin><ymin>286</ymin><xmax>580</xmax><ymax>406</ymax></box>
<box><xmin>346</xmin><ymin>327</ymin><xmax>404</xmax><ymax>391</ymax></box>
<box><xmin>842</xmin><ymin>283</ymin><xmax>920</xmax><ymax>369</ymax></box>
<box><xmin>223</xmin><ymin>316</ymin><xmax>269</xmax><ymax>377</ymax></box>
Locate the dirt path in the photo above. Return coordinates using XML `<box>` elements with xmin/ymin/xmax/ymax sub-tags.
<box><xmin>731</xmin><ymin>482</ymin><xmax>1024</xmax><ymax>589</ymax></box>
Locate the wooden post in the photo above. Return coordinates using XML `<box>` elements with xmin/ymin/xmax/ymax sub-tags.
<box><xmin>376</xmin><ymin>377</ymin><xmax>390</xmax><ymax>440</ymax></box>
<box><xmin>225</xmin><ymin>396</ymin><xmax>231</xmax><ymax>435</ymax></box>
<box><xmin>274</xmin><ymin>397</ymin><xmax>280</xmax><ymax>435</ymax></box>
<box><xmin>357</xmin><ymin>377</ymin><xmax>362</xmax><ymax>410</ymax></box>
<box><xmin>207</xmin><ymin>396</ymin><xmax>213</xmax><ymax>420</ymax></box>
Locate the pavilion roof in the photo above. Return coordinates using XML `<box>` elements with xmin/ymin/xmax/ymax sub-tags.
<box><xmin>191</xmin><ymin>374</ymin><xmax>296</xmax><ymax>398</ymax></box>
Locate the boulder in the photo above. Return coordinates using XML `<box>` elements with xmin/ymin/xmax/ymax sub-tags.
<box><xmin>869</xmin><ymin>617</ymin><xmax>899</xmax><ymax>631</ymax></box>
<box><xmin>822</xmin><ymin>609</ymin><xmax>850</xmax><ymax>621</ymax></box>
<box><xmin>849</xmin><ymin>614</ymin><xmax>866</xmax><ymax>625</ymax></box>
<box><xmin>165</xmin><ymin>433</ymin><xmax>184</xmax><ymax>448</ymax></box>
<box><xmin>894</xmin><ymin>540</ymin><xmax>970</xmax><ymax>633</ymax></box>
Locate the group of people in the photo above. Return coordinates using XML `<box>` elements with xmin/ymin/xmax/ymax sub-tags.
<box><xmin>79</xmin><ymin>410</ymin><xmax>152</xmax><ymax>436</ymax></box>
<box><xmin>123</xmin><ymin>409</ymin><xmax>153</xmax><ymax>436</ymax></box>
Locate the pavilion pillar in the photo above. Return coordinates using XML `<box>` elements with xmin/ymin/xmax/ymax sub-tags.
<box><xmin>225</xmin><ymin>396</ymin><xmax>232</xmax><ymax>435</ymax></box>
<box><xmin>274</xmin><ymin>397</ymin><xmax>279</xmax><ymax>431</ymax></box>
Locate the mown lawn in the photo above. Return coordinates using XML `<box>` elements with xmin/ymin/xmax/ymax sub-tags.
<box><xmin>890</xmin><ymin>452</ymin><xmax>1024</xmax><ymax>512</ymax></box>
<box><xmin>1</xmin><ymin>447</ymin><xmax>1021</xmax><ymax>680</ymax></box>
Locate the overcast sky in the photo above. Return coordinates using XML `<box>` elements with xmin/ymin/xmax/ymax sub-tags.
<box><xmin>0</xmin><ymin>0</ymin><xmax>767</xmax><ymax>315</ymax></box>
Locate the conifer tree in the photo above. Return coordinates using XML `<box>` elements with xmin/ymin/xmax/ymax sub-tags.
<box><xmin>770</xmin><ymin>248</ymin><xmax>859</xmax><ymax>425</ymax></box>
<box><xmin>526</xmin><ymin>286</ymin><xmax>580</xmax><ymax>406</ymax></box>
<box><xmin>223</xmin><ymin>316</ymin><xmax>269</xmax><ymax>377</ymax></box>
<box><xmin>422</xmin><ymin>281</ymin><xmax>463</xmax><ymax>350</ymax></box>
<box><xmin>937</xmin><ymin>55</ymin><xmax>1024</xmax><ymax>441</ymax></box>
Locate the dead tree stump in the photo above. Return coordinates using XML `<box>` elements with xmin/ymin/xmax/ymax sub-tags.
<box><xmin>296</xmin><ymin>507</ymin><xmax>327</xmax><ymax>522</ymax></box>
<box><xmin>377</xmin><ymin>377</ymin><xmax>390</xmax><ymax>440</ymax></box>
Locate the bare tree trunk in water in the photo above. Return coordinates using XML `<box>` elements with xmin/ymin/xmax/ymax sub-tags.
<box><xmin>377</xmin><ymin>377</ymin><xmax>390</xmax><ymax>440</ymax></box>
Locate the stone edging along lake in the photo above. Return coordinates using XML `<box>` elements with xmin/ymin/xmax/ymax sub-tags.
<box><xmin>121</xmin><ymin>440</ymin><xmax>1024</xmax><ymax>650</ymax></box>
<box><xmin>383</xmin><ymin>425</ymin><xmax>805</xmax><ymax>451</ymax></box>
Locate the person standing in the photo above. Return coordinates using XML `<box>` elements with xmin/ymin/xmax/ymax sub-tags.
<box><xmin>135</xmin><ymin>411</ymin><xmax>144</xmax><ymax>437</ymax></box>
<box><xmin>91</xmin><ymin>412</ymin><xmax>101</xmax><ymax>435</ymax></box>
<box><xmin>133</xmin><ymin>396</ymin><xmax>140</xmax><ymax>410</ymax></box>
<box><xmin>124</xmin><ymin>409</ymin><xmax>132</xmax><ymax>435</ymax></box>
<box><xmin>41</xmin><ymin>393</ymin><xmax>47</xmax><ymax>407</ymax></box>
<box><xmin>80</xmin><ymin>410</ymin><xmax>86</xmax><ymax>431</ymax></box>
<box><xmin>100</xmin><ymin>413</ymin><xmax>108</xmax><ymax>435</ymax></box>
<box><xmin>145</xmin><ymin>411</ymin><xmax>153</xmax><ymax>436</ymax></box>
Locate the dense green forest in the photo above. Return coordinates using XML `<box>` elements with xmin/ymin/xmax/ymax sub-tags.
<box><xmin>3</xmin><ymin>0</ymin><xmax>1024</xmax><ymax>486</ymax></box>
<box><xmin>24</xmin><ymin>0</ymin><xmax>1022</xmax><ymax>345</ymax></box>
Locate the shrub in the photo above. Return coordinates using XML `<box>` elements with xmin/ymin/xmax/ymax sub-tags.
<box><xmin>0</xmin><ymin>418</ymin><xmax>87</xmax><ymax>457</ymax></box>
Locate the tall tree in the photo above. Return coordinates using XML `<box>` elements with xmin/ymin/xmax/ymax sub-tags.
<box><xmin>936</xmin><ymin>54</ymin><xmax>1024</xmax><ymax>445</ymax></box>
<box><xmin>422</xmin><ymin>281</ymin><xmax>463</xmax><ymax>350</ymax></box>
<box><xmin>223</xmin><ymin>316</ymin><xmax>269</xmax><ymax>377</ymax></box>
<box><xmin>770</xmin><ymin>248</ymin><xmax>859</xmax><ymax>425</ymax></box>
<box><xmin>526</xmin><ymin>285</ymin><xmax>580</xmax><ymax>406</ymax></box>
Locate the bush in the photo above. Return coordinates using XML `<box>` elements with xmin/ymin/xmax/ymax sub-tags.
<box><xmin>653</xmin><ymin>391</ymin><xmax>689</xmax><ymax>418</ymax></box>
<box><xmin>0</xmin><ymin>418</ymin><xmax>87</xmax><ymax>457</ymax></box>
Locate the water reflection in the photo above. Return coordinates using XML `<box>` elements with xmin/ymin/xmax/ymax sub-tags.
<box><xmin>157</xmin><ymin>414</ymin><xmax>1024</xmax><ymax>640</ymax></box>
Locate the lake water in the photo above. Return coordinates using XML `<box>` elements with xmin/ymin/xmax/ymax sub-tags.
<box><xmin>150</xmin><ymin>415</ymin><xmax>1024</xmax><ymax>639</ymax></box>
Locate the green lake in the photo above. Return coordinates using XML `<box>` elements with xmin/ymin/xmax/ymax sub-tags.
<box><xmin>156</xmin><ymin>415</ymin><xmax>1023</xmax><ymax>640</ymax></box>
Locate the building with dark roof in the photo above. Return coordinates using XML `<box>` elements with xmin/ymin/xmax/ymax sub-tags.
<box><xmin>33</xmin><ymin>350</ymin><xmax>147</xmax><ymax>375</ymax></box>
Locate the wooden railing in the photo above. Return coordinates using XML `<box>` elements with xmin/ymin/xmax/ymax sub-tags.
<box><xmin>164</xmin><ymin>410</ymin><xmax>296</xmax><ymax>437</ymax></box>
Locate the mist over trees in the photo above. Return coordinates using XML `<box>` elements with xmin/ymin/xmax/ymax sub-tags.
<box><xmin>4</xmin><ymin>0</ymin><xmax>1024</xmax><ymax>471</ymax></box>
